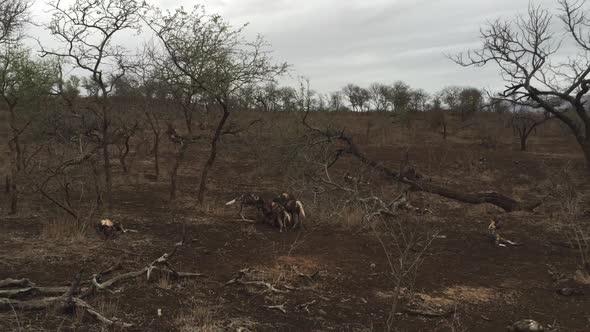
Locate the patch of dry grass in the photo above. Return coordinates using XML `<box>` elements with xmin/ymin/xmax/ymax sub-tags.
<box><xmin>41</xmin><ymin>219</ymin><xmax>89</xmax><ymax>243</ymax></box>
<box><xmin>313</xmin><ymin>204</ymin><xmax>366</xmax><ymax>230</ymax></box>
<box><xmin>442</xmin><ymin>285</ymin><xmax>497</xmax><ymax>304</ymax></box>
<box><xmin>176</xmin><ymin>305</ymin><xmax>221</xmax><ymax>332</ymax></box>
<box><xmin>158</xmin><ymin>274</ymin><xmax>172</xmax><ymax>290</ymax></box>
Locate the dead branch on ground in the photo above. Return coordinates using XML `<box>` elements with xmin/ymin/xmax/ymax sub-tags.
<box><xmin>225</xmin><ymin>268</ymin><xmax>290</xmax><ymax>294</ymax></box>
<box><xmin>264</xmin><ymin>302</ymin><xmax>288</xmax><ymax>314</ymax></box>
<box><xmin>0</xmin><ymin>233</ymin><xmax>203</xmax><ymax>328</ymax></box>
<box><xmin>300</xmin><ymin>111</ymin><xmax>542</xmax><ymax>212</ymax></box>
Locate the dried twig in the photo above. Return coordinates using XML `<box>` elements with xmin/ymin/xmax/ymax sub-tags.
<box><xmin>295</xmin><ymin>300</ymin><xmax>317</xmax><ymax>313</ymax></box>
<box><xmin>264</xmin><ymin>302</ymin><xmax>287</xmax><ymax>314</ymax></box>
<box><xmin>225</xmin><ymin>269</ymin><xmax>289</xmax><ymax>293</ymax></box>
<box><xmin>0</xmin><ymin>278</ymin><xmax>35</xmax><ymax>289</ymax></box>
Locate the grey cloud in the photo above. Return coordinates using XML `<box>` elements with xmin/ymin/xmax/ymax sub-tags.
<box><xmin>30</xmin><ymin>0</ymin><xmax>566</xmax><ymax>94</ymax></box>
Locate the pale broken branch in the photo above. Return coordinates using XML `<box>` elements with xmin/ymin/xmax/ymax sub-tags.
<box><xmin>295</xmin><ymin>300</ymin><xmax>317</xmax><ymax>313</ymax></box>
<box><xmin>0</xmin><ymin>278</ymin><xmax>35</xmax><ymax>288</ymax></box>
<box><xmin>72</xmin><ymin>298</ymin><xmax>134</xmax><ymax>328</ymax></box>
<box><xmin>264</xmin><ymin>302</ymin><xmax>288</xmax><ymax>314</ymax></box>
<box><xmin>0</xmin><ymin>273</ymin><xmax>134</xmax><ymax>328</ymax></box>
<box><xmin>0</xmin><ymin>286</ymin><xmax>73</xmax><ymax>299</ymax></box>
<box><xmin>0</xmin><ymin>237</ymin><xmax>202</xmax><ymax>328</ymax></box>
<box><xmin>225</xmin><ymin>269</ymin><xmax>289</xmax><ymax>294</ymax></box>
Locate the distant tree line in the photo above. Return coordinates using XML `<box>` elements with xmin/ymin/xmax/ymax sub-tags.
<box><xmin>106</xmin><ymin>74</ymin><xmax>490</xmax><ymax>117</ymax></box>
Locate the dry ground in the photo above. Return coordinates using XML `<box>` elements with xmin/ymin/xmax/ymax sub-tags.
<box><xmin>1</xmin><ymin>111</ymin><xmax>589</xmax><ymax>331</ymax></box>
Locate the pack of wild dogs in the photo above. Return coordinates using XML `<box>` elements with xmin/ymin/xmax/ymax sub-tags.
<box><xmin>95</xmin><ymin>192</ymin><xmax>305</xmax><ymax>238</ymax></box>
<box><xmin>225</xmin><ymin>192</ymin><xmax>305</xmax><ymax>232</ymax></box>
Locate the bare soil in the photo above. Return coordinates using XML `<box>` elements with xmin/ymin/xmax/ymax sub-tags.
<box><xmin>1</xmin><ymin>111</ymin><xmax>589</xmax><ymax>331</ymax></box>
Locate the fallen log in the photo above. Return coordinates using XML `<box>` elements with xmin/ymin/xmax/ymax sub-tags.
<box><xmin>301</xmin><ymin>112</ymin><xmax>542</xmax><ymax>212</ymax></box>
<box><xmin>0</xmin><ymin>278</ymin><xmax>35</xmax><ymax>289</ymax></box>
<box><xmin>0</xmin><ymin>286</ymin><xmax>73</xmax><ymax>299</ymax></box>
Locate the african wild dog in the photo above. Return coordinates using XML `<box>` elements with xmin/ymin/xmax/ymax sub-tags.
<box><xmin>225</xmin><ymin>193</ymin><xmax>265</xmax><ymax>220</ymax></box>
<box><xmin>262</xmin><ymin>201</ymin><xmax>292</xmax><ymax>232</ymax></box>
<box><xmin>273</xmin><ymin>193</ymin><xmax>306</xmax><ymax>229</ymax></box>
<box><xmin>96</xmin><ymin>219</ymin><xmax>123</xmax><ymax>239</ymax></box>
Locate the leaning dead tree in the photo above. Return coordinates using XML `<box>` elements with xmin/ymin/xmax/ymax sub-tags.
<box><xmin>301</xmin><ymin>111</ymin><xmax>541</xmax><ymax>212</ymax></box>
<box><xmin>453</xmin><ymin>1</ymin><xmax>590</xmax><ymax>169</ymax></box>
<box><xmin>148</xmin><ymin>5</ymin><xmax>287</xmax><ymax>204</ymax></box>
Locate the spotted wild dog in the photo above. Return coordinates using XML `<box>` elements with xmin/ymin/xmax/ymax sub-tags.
<box><xmin>273</xmin><ymin>193</ymin><xmax>306</xmax><ymax>229</ymax></box>
<box><xmin>96</xmin><ymin>219</ymin><xmax>123</xmax><ymax>239</ymax></box>
<box><xmin>225</xmin><ymin>193</ymin><xmax>265</xmax><ymax>220</ymax></box>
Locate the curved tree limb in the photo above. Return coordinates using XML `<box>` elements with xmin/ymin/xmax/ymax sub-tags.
<box><xmin>301</xmin><ymin>111</ymin><xmax>542</xmax><ymax>212</ymax></box>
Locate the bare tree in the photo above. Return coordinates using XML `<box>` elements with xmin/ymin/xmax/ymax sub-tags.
<box><xmin>369</xmin><ymin>82</ymin><xmax>393</xmax><ymax>112</ymax></box>
<box><xmin>328</xmin><ymin>91</ymin><xmax>346</xmax><ymax>112</ymax></box>
<box><xmin>342</xmin><ymin>83</ymin><xmax>371</xmax><ymax>112</ymax></box>
<box><xmin>42</xmin><ymin>0</ymin><xmax>148</xmax><ymax>210</ymax></box>
<box><xmin>458</xmin><ymin>87</ymin><xmax>483</xmax><ymax>120</ymax></box>
<box><xmin>391</xmin><ymin>81</ymin><xmax>412</xmax><ymax>113</ymax></box>
<box><xmin>0</xmin><ymin>45</ymin><xmax>56</xmax><ymax>214</ymax></box>
<box><xmin>149</xmin><ymin>5</ymin><xmax>287</xmax><ymax>204</ymax></box>
<box><xmin>0</xmin><ymin>0</ymin><xmax>31</xmax><ymax>43</ymax></box>
<box><xmin>277</xmin><ymin>86</ymin><xmax>298</xmax><ymax>111</ymax></box>
<box><xmin>410</xmin><ymin>88</ymin><xmax>429</xmax><ymax>112</ymax></box>
<box><xmin>129</xmin><ymin>50</ymin><xmax>164</xmax><ymax>180</ymax></box>
<box><xmin>439</xmin><ymin>86</ymin><xmax>462</xmax><ymax>111</ymax></box>
<box><xmin>453</xmin><ymin>1</ymin><xmax>590</xmax><ymax>168</ymax></box>
<box><xmin>297</xmin><ymin>77</ymin><xmax>316</xmax><ymax>112</ymax></box>
<box><xmin>510</xmin><ymin>107</ymin><xmax>552</xmax><ymax>151</ymax></box>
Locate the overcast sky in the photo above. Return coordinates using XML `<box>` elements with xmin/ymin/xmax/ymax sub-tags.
<box><xmin>32</xmin><ymin>0</ymin><xmax>562</xmax><ymax>94</ymax></box>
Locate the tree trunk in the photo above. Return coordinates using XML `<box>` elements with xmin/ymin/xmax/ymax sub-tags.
<box><xmin>91</xmin><ymin>158</ymin><xmax>103</xmax><ymax>208</ymax></box>
<box><xmin>196</xmin><ymin>107</ymin><xmax>231</xmax><ymax>204</ymax></box>
<box><xmin>169</xmin><ymin>143</ymin><xmax>189</xmax><ymax>201</ymax></box>
<box><xmin>8</xmin><ymin>172</ymin><xmax>17</xmax><ymax>215</ymax></box>
<box><xmin>8</xmin><ymin>106</ymin><xmax>24</xmax><ymax>172</ymax></box>
<box><xmin>101</xmin><ymin>106</ymin><xmax>113</xmax><ymax>210</ymax></box>
<box><xmin>145</xmin><ymin>111</ymin><xmax>161</xmax><ymax>180</ymax></box>
<box><xmin>9</xmin><ymin>180</ymin><xmax>17</xmax><ymax>215</ymax></box>
<box><xmin>519</xmin><ymin>134</ymin><xmax>527</xmax><ymax>151</ymax></box>
<box><xmin>582</xmin><ymin>141</ymin><xmax>590</xmax><ymax>171</ymax></box>
<box><xmin>7</xmin><ymin>105</ymin><xmax>20</xmax><ymax>214</ymax></box>
<box><xmin>153</xmin><ymin>135</ymin><xmax>160</xmax><ymax>180</ymax></box>
<box><xmin>119</xmin><ymin>136</ymin><xmax>131</xmax><ymax>173</ymax></box>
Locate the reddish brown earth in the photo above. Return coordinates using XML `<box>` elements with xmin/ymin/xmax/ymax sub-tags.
<box><xmin>1</xmin><ymin>111</ymin><xmax>589</xmax><ymax>331</ymax></box>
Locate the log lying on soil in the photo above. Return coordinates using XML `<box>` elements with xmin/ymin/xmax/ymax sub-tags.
<box><xmin>0</xmin><ymin>286</ymin><xmax>73</xmax><ymax>299</ymax></box>
<box><xmin>344</xmin><ymin>138</ymin><xmax>540</xmax><ymax>212</ymax></box>
<box><xmin>302</xmin><ymin>113</ymin><xmax>542</xmax><ymax>212</ymax></box>
<box><xmin>264</xmin><ymin>302</ymin><xmax>287</xmax><ymax>314</ymax></box>
<box><xmin>0</xmin><ymin>278</ymin><xmax>35</xmax><ymax>288</ymax></box>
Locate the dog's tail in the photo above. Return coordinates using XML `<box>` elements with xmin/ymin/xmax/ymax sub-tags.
<box><xmin>225</xmin><ymin>198</ymin><xmax>237</xmax><ymax>206</ymax></box>
<box><xmin>296</xmin><ymin>201</ymin><xmax>306</xmax><ymax>218</ymax></box>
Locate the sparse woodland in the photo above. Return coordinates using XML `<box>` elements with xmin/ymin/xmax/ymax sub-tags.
<box><xmin>0</xmin><ymin>0</ymin><xmax>590</xmax><ymax>331</ymax></box>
